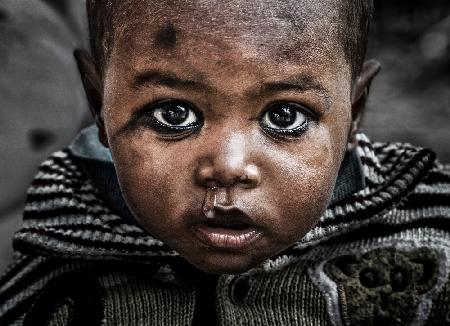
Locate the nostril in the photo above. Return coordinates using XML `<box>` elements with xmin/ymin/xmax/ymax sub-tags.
<box><xmin>196</xmin><ymin>163</ymin><xmax>261</xmax><ymax>188</ymax></box>
<box><xmin>238</xmin><ymin>175</ymin><xmax>256</xmax><ymax>188</ymax></box>
<box><xmin>195</xmin><ymin>163</ymin><xmax>215</xmax><ymax>186</ymax></box>
<box><xmin>239</xmin><ymin>174</ymin><xmax>251</xmax><ymax>183</ymax></box>
<box><xmin>239</xmin><ymin>164</ymin><xmax>261</xmax><ymax>187</ymax></box>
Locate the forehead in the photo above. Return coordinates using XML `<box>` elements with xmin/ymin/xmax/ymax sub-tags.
<box><xmin>110</xmin><ymin>0</ymin><xmax>345</xmax><ymax>63</ymax></box>
<box><xmin>116</xmin><ymin>0</ymin><xmax>341</xmax><ymax>26</ymax></box>
<box><xmin>103</xmin><ymin>0</ymin><xmax>352</xmax><ymax>103</ymax></box>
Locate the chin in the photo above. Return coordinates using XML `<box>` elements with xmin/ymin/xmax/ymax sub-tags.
<box><xmin>186</xmin><ymin>251</ymin><xmax>263</xmax><ymax>275</ymax></box>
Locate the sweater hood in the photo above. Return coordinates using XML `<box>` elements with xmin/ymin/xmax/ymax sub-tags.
<box><xmin>13</xmin><ymin>130</ymin><xmax>437</xmax><ymax>266</ymax></box>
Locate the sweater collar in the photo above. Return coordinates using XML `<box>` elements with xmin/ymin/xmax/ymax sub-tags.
<box><xmin>14</xmin><ymin>127</ymin><xmax>436</xmax><ymax>266</ymax></box>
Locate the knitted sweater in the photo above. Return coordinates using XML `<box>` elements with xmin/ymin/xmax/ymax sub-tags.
<box><xmin>0</xmin><ymin>131</ymin><xmax>449</xmax><ymax>326</ymax></box>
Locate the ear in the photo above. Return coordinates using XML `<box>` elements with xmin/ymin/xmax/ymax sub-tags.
<box><xmin>74</xmin><ymin>49</ymin><xmax>109</xmax><ymax>148</ymax></box>
<box><xmin>347</xmin><ymin>60</ymin><xmax>381</xmax><ymax>150</ymax></box>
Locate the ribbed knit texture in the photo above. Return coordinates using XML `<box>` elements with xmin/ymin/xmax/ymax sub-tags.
<box><xmin>48</xmin><ymin>299</ymin><xmax>72</xmax><ymax>326</ymax></box>
<box><xmin>216</xmin><ymin>263</ymin><xmax>332</xmax><ymax>326</ymax></box>
<box><xmin>97</xmin><ymin>272</ymin><xmax>195</xmax><ymax>325</ymax></box>
<box><xmin>0</xmin><ymin>133</ymin><xmax>449</xmax><ymax>325</ymax></box>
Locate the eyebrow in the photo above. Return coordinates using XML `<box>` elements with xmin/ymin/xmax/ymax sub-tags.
<box><xmin>133</xmin><ymin>70</ymin><xmax>211</xmax><ymax>91</ymax></box>
<box><xmin>256</xmin><ymin>74</ymin><xmax>331</xmax><ymax>105</ymax></box>
<box><xmin>133</xmin><ymin>70</ymin><xmax>331</xmax><ymax>110</ymax></box>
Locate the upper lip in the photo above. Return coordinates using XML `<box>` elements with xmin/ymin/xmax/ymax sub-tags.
<box><xmin>199</xmin><ymin>206</ymin><xmax>256</xmax><ymax>228</ymax></box>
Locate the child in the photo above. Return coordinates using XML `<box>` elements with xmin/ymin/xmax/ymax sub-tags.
<box><xmin>1</xmin><ymin>0</ymin><xmax>449</xmax><ymax>325</ymax></box>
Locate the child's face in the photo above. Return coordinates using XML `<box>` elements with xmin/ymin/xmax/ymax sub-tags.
<box><xmin>80</xmin><ymin>0</ymin><xmax>376</xmax><ymax>274</ymax></box>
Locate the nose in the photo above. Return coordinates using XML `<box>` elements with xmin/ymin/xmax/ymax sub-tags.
<box><xmin>195</xmin><ymin>132</ymin><xmax>261</xmax><ymax>189</ymax></box>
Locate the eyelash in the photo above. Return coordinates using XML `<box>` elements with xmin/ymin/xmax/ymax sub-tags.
<box><xmin>139</xmin><ymin>100</ymin><xmax>316</xmax><ymax>140</ymax></box>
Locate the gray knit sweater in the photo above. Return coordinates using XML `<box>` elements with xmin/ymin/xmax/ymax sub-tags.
<box><xmin>0</xmin><ymin>131</ymin><xmax>449</xmax><ymax>326</ymax></box>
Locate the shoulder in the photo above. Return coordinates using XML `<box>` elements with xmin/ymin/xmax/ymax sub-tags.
<box><xmin>300</xmin><ymin>145</ymin><xmax>450</xmax><ymax>326</ymax></box>
<box><xmin>392</xmin><ymin>159</ymin><xmax>450</xmax><ymax>239</ymax></box>
<box><xmin>401</xmin><ymin>160</ymin><xmax>450</xmax><ymax>210</ymax></box>
<box><xmin>0</xmin><ymin>255</ymin><xmax>189</xmax><ymax>326</ymax></box>
<box><xmin>0</xmin><ymin>253</ymin><xmax>91</xmax><ymax>325</ymax></box>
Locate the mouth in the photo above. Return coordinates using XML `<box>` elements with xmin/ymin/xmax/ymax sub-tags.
<box><xmin>192</xmin><ymin>208</ymin><xmax>264</xmax><ymax>251</ymax></box>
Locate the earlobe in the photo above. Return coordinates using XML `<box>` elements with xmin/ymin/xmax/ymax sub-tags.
<box><xmin>347</xmin><ymin>60</ymin><xmax>381</xmax><ymax>150</ymax></box>
<box><xmin>74</xmin><ymin>49</ymin><xmax>109</xmax><ymax>147</ymax></box>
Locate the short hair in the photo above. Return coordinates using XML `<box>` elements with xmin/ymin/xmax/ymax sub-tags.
<box><xmin>86</xmin><ymin>0</ymin><xmax>374</xmax><ymax>79</ymax></box>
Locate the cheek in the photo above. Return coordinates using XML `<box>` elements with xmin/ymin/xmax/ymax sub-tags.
<box><xmin>262</xmin><ymin>124</ymin><xmax>345</xmax><ymax>237</ymax></box>
<box><xmin>110</xmin><ymin>135</ymin><xmax>199</xmax><ymax>228</ymax></box>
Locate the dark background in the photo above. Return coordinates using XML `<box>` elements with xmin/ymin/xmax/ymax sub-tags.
<box><xmin>0</xmin><ymin>0</ymin><xmax>449</xmax><ymax>272</ymax></box>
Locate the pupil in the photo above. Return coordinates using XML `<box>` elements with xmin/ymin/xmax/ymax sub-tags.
<box><xmin>268</xmin><ymin>105</ymin><xmax>296</xmax><ymax>128</ymax></box>
<box><xmin>162</xmin><ymin>104</ymin><xmax>189</xmax><ymax>125</ymax></box>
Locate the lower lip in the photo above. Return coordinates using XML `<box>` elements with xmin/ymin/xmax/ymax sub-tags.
<box><xmin>193</xmin><ymin>224</ymin><xmax>263</xmax><ymax>251</ymax></box>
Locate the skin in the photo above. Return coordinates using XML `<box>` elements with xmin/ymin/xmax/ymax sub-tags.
<box><xmin>75</xmin><ymin>0</ymin><xmax>380</xmax><ymax>274</ymax></box>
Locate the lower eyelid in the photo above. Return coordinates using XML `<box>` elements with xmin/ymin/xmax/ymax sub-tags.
<box><xmin>262</xmin><ymin>119</ymin><xmax>311</xmax><ymax>138</ymax></box>
<box><xmin>153</xmin><ymin>121</ymin><xmax>200</xmax><ymax>132</ymax></box>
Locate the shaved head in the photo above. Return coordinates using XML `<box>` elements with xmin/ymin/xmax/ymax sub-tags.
<box><xmin>87</xmin><ymin>0</ymin><xmax>373</xmax><ymax>79</ymax></box>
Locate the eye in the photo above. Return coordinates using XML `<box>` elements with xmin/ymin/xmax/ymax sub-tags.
<box><xmin>143</xmin><ymin>101</ymin><xmax>203</xmax><ymax>136</ymax></box>
<box><xmin>154</xmin><ymin>103</ymin><xmax>197</xmax><ymax>127</ymax></box>
<box><xmin>260</xmin><ymin>103</ymin><xmax>312</xmax><ymax>138</ymax></box>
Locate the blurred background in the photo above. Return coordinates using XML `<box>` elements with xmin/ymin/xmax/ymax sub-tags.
<box><xmin>365</xmin><ymin>0</ymin><xmax>450</xmax><ymax>160</ymax></box>
<box><xmin>0</xmin><ymin>0</ymin><xmax>449</xmax><ymax>273</ymax></box>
